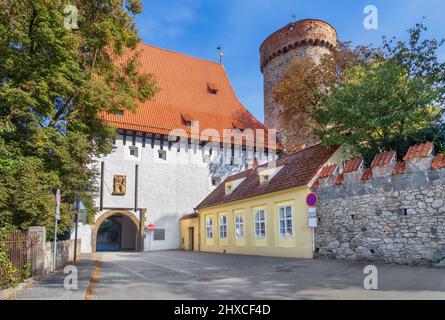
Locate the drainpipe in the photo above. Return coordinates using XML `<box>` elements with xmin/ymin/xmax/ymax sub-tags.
<box><xmin>194</xmin><ymin>208</ymin><xmax>201</xmax><ymax>252</ymax></box>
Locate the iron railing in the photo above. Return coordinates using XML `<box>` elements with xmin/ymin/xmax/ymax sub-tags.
<box><xmin>0</xmin><ymin>231</ymin><xmax>39</xmax><ymax>287</ymax></box>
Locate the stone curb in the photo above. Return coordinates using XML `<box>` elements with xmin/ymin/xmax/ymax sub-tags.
<box><xmin>0</xmin><ymin>278</ymin><xmax>37</xmax><ymax>300</ymax></box>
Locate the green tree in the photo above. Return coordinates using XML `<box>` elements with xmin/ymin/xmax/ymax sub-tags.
<box><xmin>313</xmin><ymin>22</ymin><xmax>445</xmax><ymax>161</ymax></box>
<box><xmin>273</xmin><ymin>42</ymin><xmax>373</xmax><ymax>152</ymax></box>
<box><xmin>0</xmin><ymin>0</ymin><xmax>157</xmax><ymax>238</ymax></box>
<box><xmin>275</xmin><ymin>22</ymin><xmax>445</xmax><ymax>160</ymax></box>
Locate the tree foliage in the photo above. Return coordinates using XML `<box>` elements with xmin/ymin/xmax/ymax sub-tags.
<box><xmin>274</xmin><ymin>42</ymin><xmax>374</xmax><ymax>151</ymax></box>
<box><xmin>275</xmin><ymin>22</ymin><xmax>445</xmax><ymax>160</ymax></box>
<box><xmin>0</xmin><ymin>0</ymin><xmax>157</xmax><ymax>238</ymax></box>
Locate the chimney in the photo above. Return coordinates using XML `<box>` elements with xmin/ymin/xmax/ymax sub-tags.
<box><xmin>404</xmin><ymin>142</ymin><xmax>434</xmax><ymax>172</ymax></box>
<box><xmin>371</xmin><ymin>150</ymin><xmax>397</xmax><ymax>178</ymax></box>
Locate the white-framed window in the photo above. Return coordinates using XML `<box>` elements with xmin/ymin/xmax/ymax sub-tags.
<box><xmin>219</xmin><ymin>215</ymin><xmax>227</xmax><ymax>239</ymax></box>
<box><xmin>279</xmin><ymin>206</ymin><xmax>293</xmax><ymax>237</ymax></box>
<box><xmin>206</xmin><ymin>217</ymin><xmax>213</xmax><ymax>239</ymax></box>
<box><xmin>254</xmin><ymin>210</ymin><xmax>266</xmax><ymax>238</ymax></box>
<box><xmin>235</xmin><ymin>213</ymin><xmax>245</xmax><ymax>239</ymax></box>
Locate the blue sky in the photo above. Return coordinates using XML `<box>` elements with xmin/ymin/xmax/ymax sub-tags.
<box><xmin>136</xmin><ymin>0</ymin><xmax>445</xmax><ymax>122</ymax></box>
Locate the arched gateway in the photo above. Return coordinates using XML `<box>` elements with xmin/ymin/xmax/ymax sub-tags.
<box><xmin>92</xmin><ymin>210</ymin><xmax>144</xmax><ymax>253</ymax></box>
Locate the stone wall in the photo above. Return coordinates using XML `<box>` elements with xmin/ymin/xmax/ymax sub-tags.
<box><xmin>26</xmin><ymin>227</ymin><xmax>81</xmax><ymax>276</ymax></box>
<box><xmin>44</xmin><ymin>239</ymin><xmax>81</xmax><ymax>273</ymax></box>
<box><xmin>315</xmin><ymin>169</ymin><xmax>445</xmax><ymax>266</ymax></box>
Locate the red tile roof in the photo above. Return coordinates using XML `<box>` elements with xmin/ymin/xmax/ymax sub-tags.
<box><xmin>179</xmin><ymin>213</ymin><xmax>199</xmax><ymax>221</ymax></box>
<box><xmin>102</xmin><ymin>44</ymin><xmax>278</xmax><ymax>148</ymax></box>
<box><xmin>431</xmin><ymin>153</ymin><xmax>445</xmax><ymax>170</ymax></box>
<box><xmin>196</xmin><ymin>144</ymin><xmax>338</xmax><ymax>209</ymax></box>
<box><xmin>362</xmin><ymin>168</ymin><xmax>373</xmax><ymax>181</ymax></box>
<box><xmin>344</xmin><ymin>157</ymin><xmax>364</xmax><ymax>173</ymax></box>
<box><xmin>335</xmin><ymin>173</ymin><xmax>345</xmax><ymax>185</ymax></box>
<box><xmin>319</xmin><ymin>164</ymin><xmax>338</xmax><ymax>179</ymax></box>
<box><xmin>371</xmin><ymin>150</ymin><xmax>396</xmax><ymax>168</ymax></box>
<box><xmin>392</xmin><ymin>162</ymin><xmax>406</xmax><ymax>175</ymax></box>
<box><xmin>311</xmin><ymin>179</ymin><xmax>319</xmax><ymax>189</ymax></box>
<box><xmin>404</xmin><ymin>142</ymin><xmax>434</xmax><ymax>160</ymax></box>
<box><xmin>225</xmin><ymin>170</ymin><xmax>252</xmax><ymax>183</ymax></box>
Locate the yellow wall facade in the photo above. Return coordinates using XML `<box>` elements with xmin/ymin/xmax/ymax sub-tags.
<box><xmin>179</xmin><ymin>217</ymin><xmax>200</xmax><ymax>251</ymax></box>
<box><xmin>198</xmin><ymin>186</ymin><xmax>314</xmax><ymax>259</ymax></box>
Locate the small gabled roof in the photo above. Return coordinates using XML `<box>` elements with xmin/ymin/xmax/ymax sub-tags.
<box><xmin>371</xmin><ymin>150</ymin><xmax>396</xmax><ymax>168</ymax></box>
<box><xmin>318</xmin><ymin>164</ymin><xmax>338</xmax><ymax>178</ymax></box>
<box><xmin>344</xmin><ymin>157</ymin><xmax>364</xmax><ymax>173</ymax></box>
<box><xmin>404</xmin><ymin>142</ymin><xmax>434</xmax><ymax>161</ymax></box>
<box><xmin>362</xmin><ymin>168</ymin><xmax>373</xmax><ymax>181</ymax></box>
<box><xmin>335</xmin><ymin>173</ymin><xmax>345</xmax><ymax>185</ymax></box>
<box><xmin>431</xmin><ymin>153</ymin><xmax>445</xmax><ymax>170</ymax></box>
<box><xmin>392</xmin><ymin>162</ymin><xmax>406</xmax><ymax>175</ymax></box>
<box><xmin>196</xmin><ymin>144</ymin><xmax>338</xmax><ymax>209</ymax></box>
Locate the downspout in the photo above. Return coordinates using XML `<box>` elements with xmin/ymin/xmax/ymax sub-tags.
<box><xmin>194</xmin><ymin>207</ymin><xmax>201</xmax><ymax>252</ymax></box>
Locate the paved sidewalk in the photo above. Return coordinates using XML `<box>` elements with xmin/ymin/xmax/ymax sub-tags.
<box><xmin>9</xmin><ymin>254</ymin><xmax>98</xmax><ymax>300</ymax></box>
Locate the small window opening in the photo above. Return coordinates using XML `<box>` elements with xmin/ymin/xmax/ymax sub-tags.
<box><xmin>129</xmin><ymin>146</ymin><xmax>138</xmax><ymax>157</ymax></box>
<box><xmin>211</xmin><ymin>177</ymin><xmax>221</xmax><ymax>186</ymax></box>
<box><xmin>260</xmin><ymin>174</ymin><xmax>270</xmax><ymax>185</ymax></box>
<box><xmin>225</xmin><ymin>183</ymin><xmax>233</xmax><ymax>195</ymax></box>
<box><xmin>158</xmin><ymin>149</ymin><xmax>167</xmax><ymax>160</ymax></box>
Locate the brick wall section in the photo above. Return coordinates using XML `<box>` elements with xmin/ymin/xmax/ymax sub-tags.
<box><xmin>315</xmin><ymin>169</ymin><xmax>445</xmax><ymax>266</ymax></box>
<box><xmin>260</xmin><ymin>20</ymin><xmax>337</xmax><ymax>151</ymax></box>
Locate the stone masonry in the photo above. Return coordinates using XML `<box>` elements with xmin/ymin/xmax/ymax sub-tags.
<box><xmin>316</xmin><ymin>169</ymin><xmax>445</xmax><ymax>266</ymax></box>
<box><xmin>260</xmin><ymin>19</ymin><xmax>337</xmax><ymax>151</ymax></box>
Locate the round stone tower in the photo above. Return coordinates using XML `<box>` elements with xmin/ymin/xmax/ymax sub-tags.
<box><xmin>260</xmin><ymin>19</ymin><xmax>337</xmax><ymax>151</ymax></box>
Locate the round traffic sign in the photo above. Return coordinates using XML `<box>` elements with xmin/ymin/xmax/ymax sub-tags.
<box><xmin>306</xmin><ymin>192</ymin><xmax>318</xmax><ymax>207</ymax></box>
<box><xmin>146</xmin><ymin>224</ymin><xmax>155</xmax><ymax>232</ymax></box>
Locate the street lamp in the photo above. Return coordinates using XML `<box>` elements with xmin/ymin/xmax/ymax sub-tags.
<box><xmin>74</xmin><ymin>196</ymin><xmax>86</xmax><ymax>262</ymax></box>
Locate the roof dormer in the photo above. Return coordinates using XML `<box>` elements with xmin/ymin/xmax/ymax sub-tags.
<box><xmin>207</xmin><ymin>82</ymin><xmax>219</xmax><ymax>95</ymax></box>
<box><xmin>258</xmin><ymin>166</ymin><xmax>284</xmax><ymax>185</ymax></box>
<box><xmin>225</xmin><ymin>177</ymin><xmax>245</xmax><ymax>195</ymax></box>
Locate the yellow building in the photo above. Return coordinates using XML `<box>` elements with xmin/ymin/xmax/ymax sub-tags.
<box><xmin>180</xmin><ymin>144</ymin><xmax>342</xmax><ymax>258</ymax></box>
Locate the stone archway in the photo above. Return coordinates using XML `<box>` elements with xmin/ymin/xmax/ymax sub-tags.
<box><xmin>92</xmin><ymin>210</ymin><xmax>141</xmax><ymax>253</ymax></box>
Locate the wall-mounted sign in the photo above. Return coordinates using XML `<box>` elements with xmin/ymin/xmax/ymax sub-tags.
<box><xmin>306</xmin><ymin>192</ymin><xmax>318</xmax><ymax>207</ymax></box>
<box><xmin>308</xmin><ymin>207</ymin><xmax>318</xmax><ymax>228</ymax></box>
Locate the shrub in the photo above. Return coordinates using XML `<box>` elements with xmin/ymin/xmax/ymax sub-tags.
<box><xmin>0</xmin><ymin>243</ymin><xmax>19</xmax><ymax>289</ymax></box>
